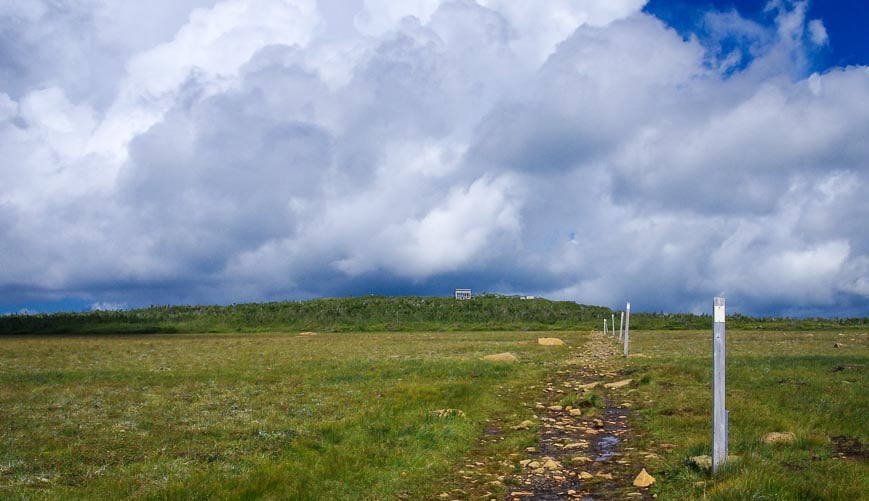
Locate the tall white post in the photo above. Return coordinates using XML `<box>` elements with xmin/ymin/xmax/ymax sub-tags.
<box><xmin>623</xmin><ymin>302</ymin><xmax>631</xmax><ymax>358</ymax></box>
<box><xmin>611</xmin><ymin>313</ymin><xmax>615</xmax><ymax>337</ymax></box>
<box><xmin>604</xmin><ymin>318</ymin><xmax>608</xmax><ymax>336</ymax></box>
<box><xmin>713</xmin><ymin>297</ymin><xmax>728</xmax><ymax>475</ymax></box>
<box><xmin>619</xmin><ymin>311</ymin><xmax>624</xmax><ymax>340</ymax></box>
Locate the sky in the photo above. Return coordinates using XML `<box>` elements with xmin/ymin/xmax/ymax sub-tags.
<box><xmin>1</xmin><ymin>0</ymin><xmax>868</xmax><ymax>317</ymax></box>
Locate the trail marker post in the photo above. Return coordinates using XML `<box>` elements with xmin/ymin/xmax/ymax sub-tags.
<box><xmin>611</xmin><ymin>313</ymin><xmax>615</xmax><ymax>337</ymax></box>
<box><xmin>623</xmin><ymin>302</ymin><xmax>631</xmax><ymax>358</ymax></box>
<box><xmin>713</xmin><ymin>297</ymin><xmax>728</xmax><ymax>475</ymax></box>
<box><xmin>619</xmin><ymin>311</ymin><xmax>624</xmax><ymax>340</ymax></box>
<box><xmin>604</xmin><ymin>318</ymin><xmax>608</xmax><ymax>336</ymax></box>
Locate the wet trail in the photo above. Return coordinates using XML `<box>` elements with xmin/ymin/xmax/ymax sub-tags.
<box><xmin>503</xmin><ymin>332</ymin><xmax>655</xmax><ymax>500</ymax></box>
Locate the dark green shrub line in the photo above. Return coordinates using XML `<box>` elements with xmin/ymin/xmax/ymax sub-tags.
<box><xmin>1</xmin><ymin>295</ymin><xmax>866</xmax><ymax>335</ymax></box>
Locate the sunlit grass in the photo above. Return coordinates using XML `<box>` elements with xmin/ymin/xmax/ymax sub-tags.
<box><xmin>626</xmin><ymin>329</ymin><xmax>868</xmax><ymax>500</ymax></box>
<box><xmin>0</xmin><ymin>331</ymin><xmax>584</xmax><ymax>499</ymax></box>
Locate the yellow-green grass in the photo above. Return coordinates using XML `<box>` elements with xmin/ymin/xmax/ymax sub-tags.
<box><xmin>0</xmin><ymin>331</ymin><xmax>580</xmax><ymax>499</ymax></box>
<box><xmin>625</xmin><ymin>330</ymin><xmax>868</xmax><ymax>500</ymax></box>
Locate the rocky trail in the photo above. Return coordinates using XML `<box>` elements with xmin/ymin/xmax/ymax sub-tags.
<box><xmin>446</xmin><ymin>332</ymin><xmax>661</xmax><ymax>500</ymax></box>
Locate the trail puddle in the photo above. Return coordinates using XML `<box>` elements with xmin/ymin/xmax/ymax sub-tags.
<box><xmin>593</xmin><ymin>435</ymin><xmax>619</xmax><ymax>462</ymax></box>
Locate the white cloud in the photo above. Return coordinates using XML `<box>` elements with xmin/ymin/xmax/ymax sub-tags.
<box><xmin>808</xmin><ymin>19</ymin><xmax>828</xmax><ymax>46</ymax></box>
<box><xmin>0</xmin><ymin>0</ymin><xmax>867</xmax><ymax>316</ymax></box>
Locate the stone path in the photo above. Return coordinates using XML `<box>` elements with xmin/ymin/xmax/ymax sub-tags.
<box><xmin>499</xmin><ymin>331</ymin><xmax>656</xmax><ymax>500</ymax></box>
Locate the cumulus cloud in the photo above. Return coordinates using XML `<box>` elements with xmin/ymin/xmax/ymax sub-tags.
<box><xmin>0</xmin><ymin>0</ymin><xmax>867</xmax><ymax>316</ymax></box>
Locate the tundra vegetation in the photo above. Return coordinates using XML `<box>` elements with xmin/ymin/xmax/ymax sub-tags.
<box><xmin>0</xmin><ymin>296</ymin><xmax>866</xmax><ymax>499</ymax></box>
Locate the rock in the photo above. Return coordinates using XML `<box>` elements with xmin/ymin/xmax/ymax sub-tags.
<box><xmin>596</xmin><ymin>472</ymin><xmax>613</xmax><ymax>480</ymax></box>
<box><xmin>548</xmin><ymin>405</ymin><xmax>563</xmax><ymax>411</ymax></box>
<box><xmin>513</xmin><ymin>420</ymin><xmax>535</xmax><ymax>430</ymax></box>
<box><xmin>579</xmin><ymin>471</ymin><xmax>593</xmax><ymax>479</ymax></box>
<box><xmin>604</xmin><ymin>379</ymin><xmax>633</xmax><ymax>389</ymax></box>
<box><xmin>431</xmin><ymin>408</ymin><xmax>466</xmax><ymax>418</ymax></box>
<box><xmin>543</xmin><ymin>459</ymin><xmax>560</xmax><ymax>470</ymax></box>
<box><xmin>569</xmin><ymin>408</ymin><xmax>582</xmax><ymax>416</ymax></box>
<box><xmin>834</xmin><ymin>343</ymin><xmax>847</xmax><ymax>348</ymax></box>
<box><xmin>689</xmin><ymin>455</ymin><xmax>712</xmax><ymax>470</ymax></box>
<box><xmin>482</xmin><ymin>353</ymin><xmax>518</xmax><ymax>363</ymax></box>
<box><xmin>527</xmin><ymin>461</ymin><xmax>541</xmax><ymax>469</ymax></box>
<box><xmin>632</xmin><ymin>468</ymin><xmax>655</xmax><ymax>487</ymax></box>
<box><xmin>593</xmin><ymin>419</ymin><xmax>604</xmax><ymax>428</ymax></box>
<box><xmin>538</xmin><ymin>338</ymin><xmax>567</xmax><ymax>346</ymax></box>
<box><xmin>525</xmin><ymin>447</ymin><xmax>537</xmax><ymax>453</ymax></box>
<box><xmin>762</xmin><ymin>431</ymin><xmax>797</xmax><ymax>444</ymax></box>
<box><xmin>298</xmin><ymin>331</ymin><xmax>317</xmax><ymax>336</ymax></box>
<box><xmin>510</xmin><ymin>492</ymin><xmax>535</xmax><ymax>498</ymax></box>
<box><xmin>571</xmin><ymin>455</ymin><xmax>591</xmax><ymax>463</ymax></box>
<box><xmin>519</xmin><ymin>460</ymin><xmax>532</xmax><ymax>466</ymax></box>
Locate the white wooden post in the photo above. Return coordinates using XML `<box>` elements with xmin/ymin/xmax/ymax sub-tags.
<box><xmin>623</xmin><ymin>302</ymin><xmax>631</xmax><ymax>357</ymax></box>
<box><xmin>611</xmin><ymin>313</ymin><xmax>615</xmax><ymax>337</ymax></box>
<box><xmin>619</xmin><ymin>311</ymin><xmax>624</xmax><ymax>340</ymax></box>
<box><xmin>604</xmin><ymin>318</ymin><xmax>607</xmax><ymax>336</ymax></box>
<box><xmin>713</xmin><ymin>297</ymin><xmax>728</xmax><ymax>474</ymax></box>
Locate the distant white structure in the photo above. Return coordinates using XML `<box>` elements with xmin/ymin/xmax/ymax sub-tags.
<box><xmin>454</xmin><ymin>288</ymin><xmax>472</xmax><ymax>300</ymax></box>
<box><xmin>520</xmin><ymin>295</ymin><xmax>536</xmax><ymax>300</ymax></box>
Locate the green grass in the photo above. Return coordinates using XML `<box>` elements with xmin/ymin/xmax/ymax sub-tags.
<box><xmin>625</xmin><ymin>330</ymin><xmax>869</xmax><ymax>500</ymax></box>
<box><xmin>0</xmin><ymin>331</ymin><xmax>583</xmax><ymax>499</ymax></box>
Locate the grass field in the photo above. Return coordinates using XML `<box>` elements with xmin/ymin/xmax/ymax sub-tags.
<box><xmin>626</xmin><ymin>329</ymin><xmax>868</xmax><ymax>500</ymax></box>
<box><xmin>0</xmin><ymin>331</ymin><xmax>579</xmax><ymax>499</ymax></box>
<box><xmin>1</xmin><ymin>328</ymin><xmax>867</xmax><ymax>500</ymax></box>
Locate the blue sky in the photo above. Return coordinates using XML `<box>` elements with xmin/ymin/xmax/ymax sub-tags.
<box><xmin>1</xmin><ymin>0</ymin><xmax>868</xmax><ymax>317</ymax></box>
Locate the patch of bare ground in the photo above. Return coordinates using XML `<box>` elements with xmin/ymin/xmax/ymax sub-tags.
<box><xmin>830</xmin><ymin>435</ymin><xmax>868</xmax><ymax>461</ymax></box>
<box><xmin>450</xmin><ymin>332</ymin><xmax>659</xmax><ymax>500</ymax></box>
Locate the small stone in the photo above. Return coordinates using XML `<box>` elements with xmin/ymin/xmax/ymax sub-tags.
<box><xmin>761</xmin><ymin>431</ymin><xmax>797</xmax><ymax>445</ymax></box>
<box><xmin>543</xmin><ymin>459</ymin><xmax>560</xmax><ymax>470</ymax></box>
<box><xmin>431</xmin><ymin>408</ymin><xmax>466</xmax><ymax>418</ymax></box>
<box><xmin>570</xmin><ymin>408</ymin><xmax>582</xmax><ymax>416</ymax></box>
<box><xmin>593</xmin><ymin>419</ymin><xmax>604</xmax><ymax>428</ymax></box>
<box><xmin>604</xmin><ymin>379</ymin><xmax>633</xmax><ymax>389</ymax></box>
<box><xmin>834</xmin><ymin>343</ymin><xmax>847</xmax><ymax>348</ymax></box>
<box><xmin>538</xmin><ymin>338</ymin><xmax>566</xmax><ymax>346</ymax></box>
<box><xmin>525</xmin><ymin>447</ymin><xmax>537</xmax><ymax>453</ymax></box>
<box><xmin>519</xmin><ymin>460</ymin><xmax>532</xmax><ymax>466</ymax></box>
<box><xmin>632</xmin><ymin>468</ymin><xmax>655</xmax><ymax>487</ymax></box>
<box><xmin>689</xmin><ymin>455</ymin><xmax>712</xmax><ymax>470</ymax></box>
<box><xmin>579</xmin><ymin>472</ymin><xmax>593</xmax><ymax>479</ymax></box>
<box><xmin>482</xmin><ymin>353</ymin><xmax>518</xmax><ymax>363</ymax></box>
<box><xmin>527</xmin><ymin>461</ymin><xmax>541</xmax><ymax>469</ymax></box>
<box><xmin>548</xmin><ymin>405</ymin><xmax>563</xmax><ymax>411</ymax></box>
<box><xmin>513</xmin><ymin>420</ymin><xmax>535</xmax><ymax>430</ymax></box>
<box><xmin>596</xmin><ymin>472</ymin><xmax>613</xmax><ymax>480</ymax></box>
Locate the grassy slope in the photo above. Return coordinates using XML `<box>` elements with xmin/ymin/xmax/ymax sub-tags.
<box><xmin>1</xmin><ymin>295</ymin><xmax>866</xmax><ymax>335</ymax></box>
